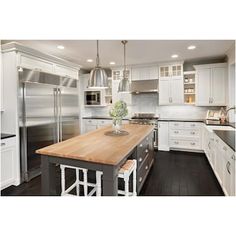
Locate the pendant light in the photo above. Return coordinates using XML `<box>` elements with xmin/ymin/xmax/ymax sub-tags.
<box><xmin>118</xmin><ymin>40</ymin><xmax>130</xmax><ymax>93</ymax></box>
<box><xmin>88</xmin><ymin>40</ymin><xmax>108</xmax><ymax>88</ymax></box>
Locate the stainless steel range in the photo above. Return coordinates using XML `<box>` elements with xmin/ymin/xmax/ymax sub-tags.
<box><xmin>129</xmin><ymin>113</ymin><xmax>158</xmax><ymax>149</ymax></box>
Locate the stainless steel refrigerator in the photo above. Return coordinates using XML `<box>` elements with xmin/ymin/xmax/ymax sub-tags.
<box><xmin>19</xmin><ymin>68</ymin><xmax>80</xmax><ymax>182</ymax></box>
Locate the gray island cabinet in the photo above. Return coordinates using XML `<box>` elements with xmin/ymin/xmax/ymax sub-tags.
<box><xmin>36</xmin><ymin>124</ymin><xmax>154</xmax><ymax>196</ymax></box>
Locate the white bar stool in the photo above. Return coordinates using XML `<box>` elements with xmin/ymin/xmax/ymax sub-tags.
<box><xmin>118</xmin><ymin>159</ymin><xmax>137</xmax><ymax>196</ymax></box>
<box><xmin>60</xmin><ymin>165</ymin><xmax>102</xmax><ymax>196</ymax></box>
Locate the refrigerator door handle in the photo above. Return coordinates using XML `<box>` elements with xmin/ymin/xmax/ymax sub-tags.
<box><xmin>54</xmin><ymin>88</ymin><xmax>59</xmax><ymax>143</ymax></box>
<box><xmin>59</xmin><ymin>88</ymin><xmax>62</xmax><ymax>142</ymax></box>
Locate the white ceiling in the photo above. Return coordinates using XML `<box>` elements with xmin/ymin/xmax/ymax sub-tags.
<box><xmin>2</xmin><ymin>40</ymin><xmax>234</xmax><ymax>69</ymax></box>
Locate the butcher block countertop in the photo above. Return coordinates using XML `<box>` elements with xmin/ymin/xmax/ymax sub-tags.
<box><xmin>36</xmin><ymin>124</ymin><xmax>154</xmax><ymax>166</ymax></box>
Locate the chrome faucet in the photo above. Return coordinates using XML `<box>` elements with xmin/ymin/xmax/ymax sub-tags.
<box><xmin>225</xmin><ymin>106</ymin><xmax>236</xmax><ymax>121</ymax></box>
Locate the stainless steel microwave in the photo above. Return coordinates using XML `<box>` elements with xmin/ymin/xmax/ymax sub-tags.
<box><xmin>84</xmin><ymin>90</ymin><xmax>102</xmax><ymax>105</ymax></box>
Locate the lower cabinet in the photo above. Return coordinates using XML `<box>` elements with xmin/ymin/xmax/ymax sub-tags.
<box><xmin>1</xmin><ymin>137</ymin><xmax>20</xmax><ymax>190</ymax></box>
<box><xmin>158</xmin><ymin>122</ymin><xmax>169</xmax><ymax>151</ymax></box>
<box><xmin>203</xmin><ymin>126</ymin><xmax>235</xmax><ymax>196</ymax></box>
<box><xmin>135</xmin><ymin>132</ymin><xmax>154</xmax><ymax>194</ymax></box>
<box><xmin>83</xmin><ymin>118</ymin><xmax>129</xmax><ymax>134</ymax></box>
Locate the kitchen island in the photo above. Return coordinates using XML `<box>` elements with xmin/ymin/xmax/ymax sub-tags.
<box><xmin>36</xmin><ymin>124</ymin><xmax>154</xmax><ymax>196</ymax></box>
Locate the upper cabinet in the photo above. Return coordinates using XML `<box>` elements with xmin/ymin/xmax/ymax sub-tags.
<box><xmin>131</xmin><ymin>65</ymin><xmax>158</xmax><ymax>81</ymax></box>
<box><xmin>194</xmin><ymin>63</ymin><xmax>227</xmax><ymax>106</ymax></box>
<box><xmin>159</xmin><ymin>63</ymin><xmax>184</xmax><ymax>105</ymax></box>
<box><xmin>54</xmin><ymin>64</ymin><xmax>78</xmax><ymax>79</ymax></box>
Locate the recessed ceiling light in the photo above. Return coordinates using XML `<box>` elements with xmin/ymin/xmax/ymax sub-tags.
<box><xmin>171</xmin><ymin>54</ymin><xmax>179</xmax><ymax>58</ymax></box>
<box><xmin>188</xmin><ymin>45</ymin><xmax>196</xmax><ymax>50</ymax></box>
<box><xmin>57</xmin><ymin>45</ymin><xmax>64</xmax><ymax>50</ymax></box>
<box><xmin>109</xmin><ymin>61</ymin><xmax>116</xmax><ymax>65</ymax></box>
<box><xmin>87</xmin><ymin>59</ymin><xmax>93</xmax><ymax>62</ymax></box>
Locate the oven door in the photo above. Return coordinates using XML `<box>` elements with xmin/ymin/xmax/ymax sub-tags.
<box><xmin>85</xmin><ymin>91</ymin><xmax>101</xmax><ymax>105</ymax></box>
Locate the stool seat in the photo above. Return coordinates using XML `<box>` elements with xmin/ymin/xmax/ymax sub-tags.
<box><xmin>119</xmin><ymin>160</ymin><xmax>135</xmax><ymax>174</ymax></box>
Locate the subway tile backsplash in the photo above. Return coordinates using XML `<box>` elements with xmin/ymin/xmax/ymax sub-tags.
<box><xmin>83</xmin><ymin>93</ymin><xmax>222</xmax><ymax>119</ymax></box>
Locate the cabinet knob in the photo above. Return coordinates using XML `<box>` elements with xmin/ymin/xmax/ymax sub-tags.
<box><xmin>139</xmin><ymin>158</ymin><xmax>143</xmax><ymax>162</ymax></box>
<box><xmin>174</xmin><ymin>131</ymin><xmax>179</xmax><ymax>134</ymax></box>
<box><xmin>191</xmin><ymin>131</ymin><xmax>195</xmax><ymax>135</ymax></box>
<box><xmin>139</xmin><ymin>177</ymin><xmax>143</xmax><ymax>183</ymax></box>
<box><xmin>139</xmin><ymin>144</ymin><xmax>143</xmax><ymax>147</ymax></box>
<box><xmin>190</xmin><ymin>142</ymin><xmax>195</xmax><ymax>145</ymax></box>
<box><xmin>145</xmin><ymin>149</ymin><xmax>149</xmax><ymax>153</ymax></box>
<box><xmin>145</xmin><ymin>165</ymin><xmax>149</xmax><ymax>170</ymax></box>
<box><xmin>174</xmin><ymin>141</ymin><xmax>179</xmax><ymax>144</ymax></box>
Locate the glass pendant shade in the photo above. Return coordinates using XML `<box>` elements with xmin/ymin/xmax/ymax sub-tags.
<box><xmin>88</xmin><ymin>40</ymin><xmax>108</xmax><ymax>88</ymax></box>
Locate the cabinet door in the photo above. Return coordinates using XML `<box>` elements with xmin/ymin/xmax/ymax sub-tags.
<box><xmin>159</xmin><ymin>79</ymin><xmax>170</xmax><ymax>105</ymax></box>
<box><xmin>211</xmin><ymin>67</ymin><xmax>226</xmax><ymax>105</ymax></box>
<box><xmin>222</xmin><ymin>156</ymin><xmax>232</xmax><ymax>196</ymax></box>
<box><xmin>171</xmin><ymin>64</ymin><xmax>182</xmax><ymax>77</ymax></box>
<box><xmin>215</xmin><ymin>144</ymin><xmax>224</xmax><ymax>185</ymax></box>
<box><xmin>158</xmin><ymin>122</ymin><xmax>169</xmax><ymax>151</ymax></box>
<box><xmin>18</xmin><ymin>54</ymin><xmax>54</xmax><ymax>73</ymax></box>
<box><xmin>54</xmin><ymin>64</ymin><xmax>78</xmax><ymax>79</ymax></box>
<box><xmin>196</xmin><ymin>68</ymin><xmax>211</xmax><ymax>106</ymax></box>
<box><xmin>1</xmin><ymin>146</ymin><xmax>15</xmax><ymax>190</ymax></box>
<box><xmin>159</xmin><ymin>66</ymin><xmax>170</xmax><ymax>78</ymax></box>
<box><xmin>170</xmin><ymin>77</ymin><xmax>184</xmax><ymax>104</ymax></box>
<box><xmin>149</xmin><ymin>66</ymin><xmax>158</xmax><ymax>80</ymax></box>
<box><xmin>0</xmin><ymin>49</ymin><xmax>3</xmax><ymax>111</ymax></box>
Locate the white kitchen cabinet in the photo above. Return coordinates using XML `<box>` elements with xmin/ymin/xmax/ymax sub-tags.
<box><xmin>0</xmin><ymin>48</ymin><xmax>3</xmax><ymax>111</ymax></box>
<box><xmin>158</xmin><ymin>122</ymin><xmax>169</xmax><ymax>151</ymax></box>
<box><xmin>83</xmin><ymin>119</ymin><xmax>98</xmax><ymax>133</ymax></box>
<box><xmin>131</xmin><ymin>65</ymin><xmax>158</xmax><ymax>81</ymax></box>
<box><xmin>222</xmin><ymin>144</ymin><xmax>235</xmax><ymax>196</ymax></box>
<box><xmin>159</xmin><ymin>63</ymin><xmax>184</xmax><ymax>105</ymax></box>
<box><xmin>18</xmin><ymin>53</ymin><xmax>54</xmax><ymax>73</ymax></box>
<box><xmin>1</xmin><ymin>137</ymin><xmax>20</xmax><ymax>190</ymax></box>
<box><xmin>54</xmin><ymin>64</ymin><xmax>78</xmax><ymax>79</ymax></box>
<box><xmin>169</xmin><ymin>122</ymin><xmax>202</xmax><ymax>151</ymax></box>
<box><xmin>194</xmin><ymin>63</ymin><xmax>227</xmax><ymax>106</ymax></box>
<box><xmin>159</xmin><ymin>77</ymin><xmax>183</xmax><ymax>105</ymax></box>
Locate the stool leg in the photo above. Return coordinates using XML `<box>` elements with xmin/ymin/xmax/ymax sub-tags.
<box><xmin>76</xmin><ymin>168</ymin><xmax>80</xmax><ymax>196</ymax></box>
<box><xmin>60</xmin><ymin>166</ymin><xmax>65</xmax><ymax>196</ymax></box>
<box><xmin>83</xmin><ymin>169</ymin><xmax>88</xmax><ymax>196</ymax></box>
<box><xmin>132</xmin><ymin>167</ymin><xmax>137</xmax><ymax>196</ymax></box>
<box><xmin>124</xmin><ymin>172</ymin><xmax>129</xmax><ymax>196</ymax></box>
<box><xmin>96</xmin><ymin>171</ymin><xmax>102</xmax><ymax>196</ymax></box>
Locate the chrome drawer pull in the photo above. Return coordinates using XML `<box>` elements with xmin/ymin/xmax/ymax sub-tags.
<box><xmin>145</xmin><ymin>149</ymin><xmax>148</xmax><ymax>153</ymax></box>
<box><xmin>139</xmin><ymin>144</ymin><xmax>143</xmax><ymax>147</ymax></box>
<box><xmin>145</xmin><ymin>165</ymin><xmax>149</xmax><ymax>170</ymax></box>
<box><xmin>146</xmin><ymin>137</ymin><xmax>149</xmax><ymax>141</ymax></box>
<box><xmin>174</xmin><ymin>141</ymin><xmax>179</xmax><ymax>144</ymax></box>
<box><xmin>139</xmin><ymin>158</ymin><xmax>143</xmax><ymax>162</ymax></box>
<box><xmin>174</xmin><ymin>131</ymin><xmax>179</xmax><ymax>134</ymax></box>
<box><xmin>139</xmin><ymin>177</ymin><xmax>143</xmax><ymax>183</ymax></box>
<box><xmin>190</xmin><ymin>142</ymin><xmax>195</xmax><ymax>145</ymax></box>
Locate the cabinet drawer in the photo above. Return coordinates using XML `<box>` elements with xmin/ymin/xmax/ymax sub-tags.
<box><xmin>97</xmin><ymin>119</ymin><xmax>112</xmax><ymax>126</ymax></box>
<box><xmin>19</xmin><ymin>54</ymin><xmax>54</xmax><ymax>73</ymax></box>
<box><xmin>137</xmin><ymin>154</ymin><xmax>151</xmax><ymax>188</ymax></box>
<box><xmin>169</xmin><ymin>122</ymin><xmax>184</xmax><ymax>129</ymax></box>
<box><xmin>137</xmin><ymin>134</ymin><xmax>152</xmax><ymax>168</ymax></box>
<box><xmin>84</xmin><ymin>119</ymin><xmax>98</xmax><ymax>126</ymax></box>
<box><xmin>54</xmin><ymin>64</ymin><xmax>78</xmax><ymax>79</ymax></box>
<box><xmin>170</xmin><ymin>139</ymin><xmax>200</xmax><ymax>150</ymax></box>
<box><xmin>184</xmin><ymin>122</ymin><xmax>201</xmax><ymax>129</ymax></box>
<box><xmin>1</xmin><ymin>137</ymin><xmax>16</xmax><ymax>148</ymax></box>
<box><xmin>169</xmin><ymin>129</ymin><xmax>200</xmax><ymax>138</ymax></box>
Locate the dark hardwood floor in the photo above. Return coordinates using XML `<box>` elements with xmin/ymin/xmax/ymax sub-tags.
<box><xmin>1</xmin><ymin>151</ymin><xmax>224</xmax><ymax>196</ymax></box>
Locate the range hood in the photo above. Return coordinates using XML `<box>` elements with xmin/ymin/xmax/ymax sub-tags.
<box><xmin>131</xmin><ymin>79</ymin><xmax>158</xmax><ymax>94</ymax></box>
